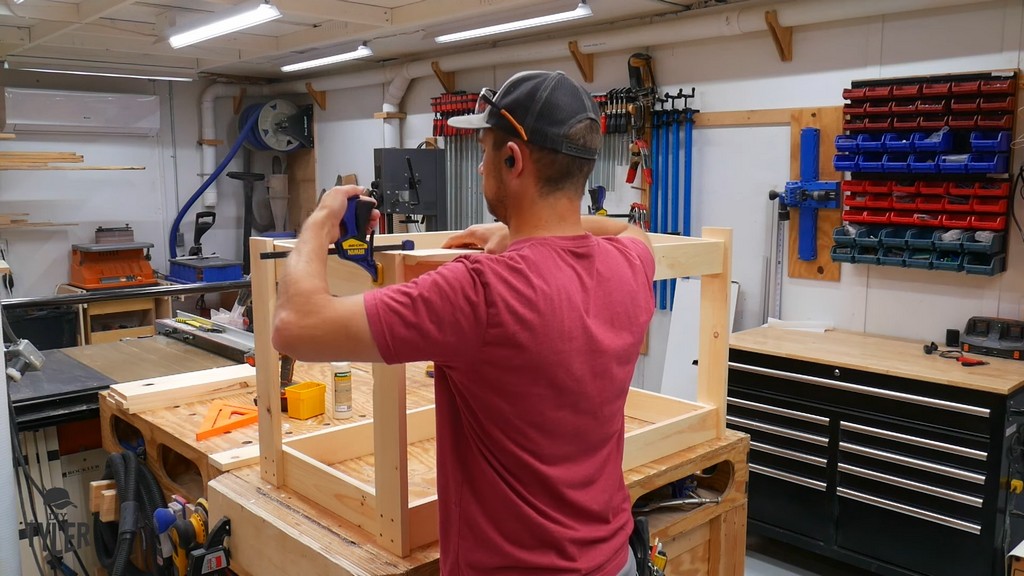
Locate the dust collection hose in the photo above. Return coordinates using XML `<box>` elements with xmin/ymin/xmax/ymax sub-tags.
<box><xmin>94</xmin><ymin>451</ymin><xmax>169</xmax><ymax>576</ymax></box>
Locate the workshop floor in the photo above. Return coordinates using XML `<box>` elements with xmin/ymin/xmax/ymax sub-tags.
<box><xmin>745</xmin><ymin>535</ymin><xmax>867</xmax><ymax>575</ymax></box>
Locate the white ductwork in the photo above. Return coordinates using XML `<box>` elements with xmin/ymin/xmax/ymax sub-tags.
<box><xmin>198</xmin><ymin>82</ymin><xmax>269</xmax><ymax>206</ymax></box>
<box><xmin>196</xmin><ymin>0</ymin><xmax>996</xmax><ymax>204</ymax></box>
<box><xmin>382</xmin><ymin>72</ymin><xmax>413</xmax><ymax>147</ymax></box>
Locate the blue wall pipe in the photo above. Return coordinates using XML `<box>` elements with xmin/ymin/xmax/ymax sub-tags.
<box><xmin>168</xmin><ymin>104</ymin><xmax>262</xmax><ymax>259</ymax></box>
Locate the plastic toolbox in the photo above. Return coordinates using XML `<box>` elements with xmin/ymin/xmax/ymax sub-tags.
<box><xmin>971</xmin><ymin>197</ymin><xmax>1008</xmax><ymax>213</ymax></box>
<box><xmin>980</xmin><ymin>78</ymin><xmax>1015</xmax><ymax>94</ymax></box>
<box><xmin>919</xmin><ymin>181</ymin><xmax>949</xmax><ymax>195</ymax></box>
<box><xmin>916</xmin><ymin>196</ymin><xmax>945</xmax><ymax>211</ymax></box>
<box><xmin>842</xmin><ymin>180</ymin><xmax>867</xmax><ymax>194</ymax></box>
<box><xmin>916</xmin><ymin>99</ymin><xmax>948</xmax><ymax>114</ymax></box>
<box><xmin>919</xmin><ymin>115</ymin><xmax>949</xmax><ymax>129</ymax></box>
<box><xmin>937</xmin><ymin>153</ymin><xmax>970</xmax><ymax>173</ymax></box>
<box><xmin>964</xmin><ymin>253</ymin><xmax>1005</xmax><ymax>276</ymax></box>
<box><xmin>979</xmin><ymin>96</ymin><xmax>1014</xmax><ymax>111</ymax></box>
<box><xmin>906</xmin><ymin>249</ymin><xmax>933</xmax><ymax>269</ymax></box>
<box><xmin>947</xmin><ymin>114</ymin><xmax>977</xmax><ymax>128</ymax></box>
<box><xmin>892</xmin><ymin>180</ymin><xmax>920</xmax><ymax>194</ymax></box>
<box><xmin>977</xmin><ymin>114</ymin><xmax>1012</xmax><ymax>129</ymax></box>
<box><xmin>972</xmin><ymin>215</ymin><xmax>1006</xmax><ymax>230</ymax></box>
<box><xmin>865</xmin><ymin>101</ymin><xmax>892</xmax><ymax>115</ymax></box>
<box><xmin>855</xmin><ymin>245</ymin><xmax>880</xmax><ymax>265</ymax></box>
<box><xmin>865</xmin><ymin>195</ymin><xmax>894</xmax><ymax>209</ymax></box>
<box><xmin>950</xmin><ymin>97</ymin><xmax>980</xmax><ymax>111</ymax></box>
<box><xmin>864</xmin><ymin>180</ymin><xmax>892</xmax><ymax>193</ymax></box>
<box><xmin>892</xmin><ymin>194</ymin><xmax>918</xmax><ymax>210</ymax></box>
<box><xmin>932</xmin><ymin>230</ymin><xmax>963</xmax><ymax>252</ymax></box>
<box><xmin>844</xmin><ymin>193</ymin><xmax>868</xmax><ymax>208</ymax></box>
<box><xmin>882</xmin><ymin>153</ymin><xmax>910</xmax><ymax>173</ymax></box>
<box><xmin>883</xmin><ymin>133</ymin><xmax>915</xmax><ymax>151</ymax></box>
<box><xmin>966</xmin><ymin>153</ymin><xmax>1009</xmax><ymax>173</ymax></box>
<box><xmin>892</xmin><ymin>84</ymin><xmax>922</xmax><ymax>97</ymax></box>
<box><xmin>893</xmin><ymin>116</ymin><xmax>921</xmax><ymax>130</ymax></box>
<box><xmin>878</xmin><ymin>248</ymin><xmax>907</xmax><ymax>267</ymax></box>
<box><xmin>835</xmin><ymin>134</ymin><xmax>859</xmax><ymax>152</ymax></box>
<box><xmin>859</xmin><ymin>153</ymin><xmax>884</xmax><ymax>172</ymax></box>
<box><xmin>922</xmin><ymin>82</ymin><xmax>951</xmax><ymax>96</ymax></box>
<box><xmin>843</xmin><ymin>87</ymin><xmax>868</xmax><ymax>100</ymax></box>
<box><xmin>962</xmin><ymin>230</ymin><xmax>1004</xmax><ymax>254</ymax></box>
<box><xmin>830</xmin><ymin>244</ymin><xmax>856</xmax><ymax>264</ymax></box>
<box><xmin>974</xmin><ymin>182</ymin><xmax>1010</xmax><ymax>197</ymax></box>
<box><xmin>911</xmin><ymin>130</ymin><xmax>953</xmax><ymax>152</ymax></box>
<box><xmin>880</xmin><ymin>227</ymin><xmax>909</xmax><ymax>248</ymax></box>
<box><xmin>854</xmin><ymin>226</ymin><xmax>885</xmax><ymax>247</ymax></box>
<box><xmin>969</xmin><ymin>131</ymin><xmax>1011</xmax><ymax>152</ymax></box>
<box><xmin>931</xmin><ymin>251</ymin><xmax>964</xmax><ymax>272</ymax></box>
<box><xmin>864</xmin><ymin>117</ymin><xmax>894</xmax><ymax>130</ymax></box>
<box><xmin>865</xmin><ymin>85</ymin><xmax>893</xmax><ymax>98</ymax></box>
<box><xmin>891</xmin><ymin>100</ymin><xmax>918</xmax><ymax>114</ymax></box>
<box><xmin>833</xmin><ymin>153</ymin><xmax>859</xmax><ymax>172</ymax></box>
<box><xmin>942</xmin><ymin>196</ymin><xmax>971</xmax><ymax>211</ymax></box>
<box><xmin>906</xmin><ymin>228</ymin><xmax>935</xmax><ymax>249</ymax></box>
<box><xmin>908</xmin><ymin>153</ymin><xmax>939</xmax><ymax>173</ymax></box>
<box><xmin>948</xmin><ymin>182</ymin><xmax>976</xmax><ymax>196</ymax></box>
<box><xmin>856</xmin><ymin>133</ymin><xmax>885</xmax><ymax>151</ymax></box>
<box><xmin>833</xmin><ymin>226</ymin><xmax>857</xmax><ymax>246</ymax></box>
<box><xmin>952</xmin><ymin>80</ymin><xmax>981</xmax><ymax>94</ymax></box>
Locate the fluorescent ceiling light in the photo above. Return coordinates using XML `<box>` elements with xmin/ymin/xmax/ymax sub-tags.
<box><xmin>281</xmin><ymin>44</ymin><xmax>373</xmax><ymax>73</ymax></box>
<box><xmin>4</xmin><ymin>57</ymin><xmax>196</xmax><ymax>81</ymax></box>
<box><xmin>434</xmin><ymin>1</ymin><xmax>591</xmax><ymax>43</ymax></box>
<box><xmin>169</xmin><ymin>0</ymin><xmax>281</xmax><ymax>49</ymax></box>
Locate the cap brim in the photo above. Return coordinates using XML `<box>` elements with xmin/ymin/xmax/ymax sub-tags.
<box><xmin>447</xmin><ymin>111</ymin><xmax>490</xmax><ymax>130</ymax></box>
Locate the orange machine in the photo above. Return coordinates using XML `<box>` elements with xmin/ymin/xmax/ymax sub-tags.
<box><xmin>69</xmin><ymin>225</ymin><xmax>158</xmax><ymax>290</ymax></box>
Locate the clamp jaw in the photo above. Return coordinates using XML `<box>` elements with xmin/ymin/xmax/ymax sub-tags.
<box><xmin>769</xmin><ymin>181</ymin><xmax>840</xmax><ymax>261</ymax></box>
<box><xmin>588</xmin><ymin>186</ymin><xmax>608</xmax><ymax>216</ymax></box>
<box><xmin>334</xmin><ymin>194</ymin><xmax>414</xmax><ymax>284</ymax></box>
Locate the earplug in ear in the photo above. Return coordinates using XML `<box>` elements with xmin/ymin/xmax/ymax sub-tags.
<box><xmin>504</xmin><ymin>155</ymin><xmax>515</xmax><ymax>168</ymax></box>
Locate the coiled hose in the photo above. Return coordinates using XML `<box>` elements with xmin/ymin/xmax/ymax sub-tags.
<box><xmin>93</xmin><ymin>451</ymin><xmax>169</xmax><ymax>576</ymax></box>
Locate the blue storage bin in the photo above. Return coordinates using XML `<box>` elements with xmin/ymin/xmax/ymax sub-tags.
<box><xmin>964</xmin><ymin>253</ymin><xmax>1005</xmax><ymax>276</ymax></box>
<box><xmin>882</xmin><ymin>153</ymin><xmax>910</xmax><ymax>173</ymax></box>
<box><xmin>930</xmin><ymin>251</ymin><xmax>964</xmax><ymax>272</ymax></box>
<box><xmin>931</xmin><ymin>230</ymin><xmax>963</xmax><ymax>252</ymax></box>
<box><xmin>833</xmin><ymin>153</ymin><xmax>858</xmax><ymax>172</ymax></box>
<box><xmin>937</xmin><ymin>154</ymin><xmax>970</xmax><ymax>173</ymax></box>
<box><xmin>830</xmin><ymin>244</ymin><xmax>855</xmax><ymax>264</ymax></box>
<box><xmin>879</xmin><ymin>227</ymin><xmax>909</xmax><ymax>248</ymax></box>
<box><xmin>905</xmin><ymin>249</ymin><xmax>933</xmax><ymax>269</ymax></box>
<box><xmin>833</xmin><ymin>226</ymin><xmax>856</xmax><ymax>246</ymax></box>
<box><xmin>858</xmin><ymin>153</ymin><xmax>884</xmax><ymax>172</ymax></box>
<box><xmin>882</xmin><ymin>133</ymin><xmax>915</xmax><ymax>152</ymax></box>
<box><xmin>910</xmin><ymin>130</ymin><xmax>953</xmax><ymax>152</ymax></box>
<box><xmin>908</xmin><ymin>153</ymin><xmax>939</xmax><ymax>173</ymax></box>
<box><xmin>835</xmin><ymin>134</ymin><xmax>859</xmax><ymax>153</ymax></box>
<box><xmin>878</xmin><ymin>248</ymin><xmax>907</xmax><ymax>267</ymax></box>
<box><xmin>856</xmin><ymin>133</ymin><xmax>885</xmax><ymax>152</ymax></box>
<box><xmin>969</xmin><ymin>131</ymin><xmax>1011</xmax><ymax>152</ymax></box>
<box><xmin>854</xmin><ymin>226</ymin><xmax>884</xmax><ymax>248</ymax></box>
<box><xmin>962</xmin><ymin>231</ymin><xmax>1004</xmax><ymax>254</ymax></box>
<box><xmin>905</xmin><ymin>228</ymin><xmax>934</xmax><ymax>250</ymax></box>
<box><xmin>966</xmin><ymin>153</ymin><xmax>1009</xmax><ymax>174</ymax></box>
<box><xmin>855</xmin><ymin>246</ymin><xmax>880</xmax><ymax>265</ymax></box>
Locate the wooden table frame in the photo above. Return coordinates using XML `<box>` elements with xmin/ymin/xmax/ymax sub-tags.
<box><xmin>249</xmin><ymin>227</ymin><xmax>732</xmax><ymax>557</ymax></box>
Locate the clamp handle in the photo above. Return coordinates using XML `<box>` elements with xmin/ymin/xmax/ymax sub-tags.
<box><xmin>334</xmin><ymin>196</ymin><xmax>379</xmax><ymax>281</ymax></box>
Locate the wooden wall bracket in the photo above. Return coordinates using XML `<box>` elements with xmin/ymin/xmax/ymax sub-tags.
<box><xmin>431</xmin><ymin>61</ymin><xmax>455</xmax><ymax>93</ymax></box>
<box><xmin>233</xmin><ymin>88</ymin><xmax>246</xmax><ymax>115</ymax></box>
<box><xmin>568</xmin><ymin>40</ymin><xmax>593</xmax><ymax>83</ymax></box>
<box><xmin>765</xmin><ymin>10</ymin><xmax>793</xmax><ymax>62</ymax></box>
<box><xmin>198</xmin><ymin>139</ymin><xmax>225</xmax><ymax>146</ymax></box>
<box><xmin>306</xmin><ymin>82</ymin><xmax>327</xmax><ymax>111</ymax></box>
<box><xmin>373</xmin><ymin>111</ymin><xmax>408</xmax><ymax>120</ymax></box>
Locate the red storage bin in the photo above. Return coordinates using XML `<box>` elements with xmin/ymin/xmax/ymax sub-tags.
<box><xmin>942</xmin><ymin>197</ymin><xmax>972</xmax><ymax>211</ymax></box>
<box><xmin>941</xmin><ymin>213</ymin><xmax>973</xmax><ymax>228</ymax></box>
<box><xmin>864</xmin><ymin>180</ymin><xmax>892</xmax><ymax>193</ymax></box>
<box><xmin>948</xmin><ymin>114</ymin><xmax>978</xmax><ymax>128</ymax></box>
<box><xmin>843</xmin><ymin>118</ymin><xmax>866</xmax><ymax>131</ymax></box>
<box><xmin>892</xmin><ymin>194</ymin><xmax>918</xmax><ymax>209</ymax></box>
<box><xmin>952</xmin><ymin>80</ymin><xmax>981</xmax><ymax>94</ymax></box>
<box><xmin>974</xmin><ymin>182</ymin><xmax>1010</xmax><ymax>197</ymax></box>
<box><xmin>865</xmin><ymin>195</ymin><xmax>893</xmax><ymax>209</ymax></box>
<box><xmin>979</xmin><ymin>96</ymin><xmax>1014</xmax><ymax>111</ymax></box>
<box><xmin>843</xmin><ymin>209</ymin><xmax>870</xmax><ymax>223</ymax></box>
<box><xmin>948</xmin><ymin>182</ymin><xmax>976</xmax><ymax>196</ymax></box>
<box><xmin>893</xmin><ymin>116</ymin><xmax>921</xmax><ymax>129</ymax></box>
<box><xmin>980</xmin><ymin>78</ymin><xmax>1015</xmax><ymax>94</ymax></box>
<box><xmin>865</xmin><ymin>85</ymin><xmax>893</xmax><ymax>98</ymax></box>
<box><xmin>844</xmin><ymin>102</ymin><xmax>867</xmax><ymax>115</ymax></box>
<box><xmin>891</xmin><ymin>211</ymin><xmax>941</xmax><ymax>226</ymax></box>
<box><xmin>919</xmin><ymin>181</ymin><xmax>949</xmax><ymax>195</ymax></box>
<box><xmin>864</xmin><ymin>101</ymin><xmax>892</xmax><ymax>115</ymax></box>
<box><xmin>977</xmin><ymin>114</ymin><xmax>1012</xmax><ymax>129</ymax></box>
<box><xmin>891</xmin><ymin>101</ymin><xmax>918</xmax><ymax>114</ymax></box>
<box><xmin>922</xmin><ymin>82</ymin><xmax>951</xmax><ymax>96</ymax></box>
<box><xmin>950</xmin><ymin>97</ymin><xmax>980</xmax><ymax>111</ymax></box>
<box><xmin>891</xmin><ymin>180</ymin><xmax>920</xmax><ymax>194</ymax></box>
<box><xmin>842</xmin><ymin>180</ymin><xmax>867</xmax><ymax>194</ymax></box>
<box><xmin>892</xmin><ymin>84</ymin><xmax>922</xmax><ymax>97</ymax></box>
<box><xmin>844</xmin><ymin>194</ymin><xmax>868</xmax><ymax>208</ymax></box>
<box><xmin>919</xmin><ymin>115</ymin><xmax>949</xmax><ymax>128</ymax></box>
<box><xmin>971</xmin><ymin>197</ymin><xmax>1008</xmax><ymax>213</ymax></box>
<box><xmin>843</xmin><ymin>87</ymin><xmax>869</xmax><ymax>100</ymax></box>
<box><xmin>916</xmin><ymin>99</ymin><xmax>948</xmax><ymax>113</ymax></box>
<box><xmin>917</xmin><ymin>196</ymin><xmax>945</xmax><ymax>211</ymax></box>
<box><xmin>864</xmin><ymin>117</ymin><xmax>894</xmax><ymax>130</ymax></box>
<box><xmin>971</xmin><ymin>215</ymin><xmax>1006</xmax><ymax>230</ymax></box>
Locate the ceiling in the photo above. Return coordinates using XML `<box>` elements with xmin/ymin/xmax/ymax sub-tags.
<box><xmin>0</xmin><ymin>0</ymin><xmax>746</xmax><ymax>81</ymax></box>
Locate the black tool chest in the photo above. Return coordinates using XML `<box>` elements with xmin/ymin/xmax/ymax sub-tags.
<box><xmin>727</xmin><ymin>328</ymin><xmax>1024</xmax><ymax>576</ymax></box>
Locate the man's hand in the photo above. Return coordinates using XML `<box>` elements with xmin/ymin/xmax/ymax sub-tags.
<box><xmin>314</xmin><ymin>185</ymin><xmax>380</xmax><ymax>244</ymax></box>
<box><xmin>442</xmin><ymin>223</ymin><xmax>510</xmax><ymax>254</ymax></box>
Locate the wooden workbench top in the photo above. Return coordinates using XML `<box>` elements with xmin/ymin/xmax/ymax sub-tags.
<box><xmin>730</xmin><ymin>326</ymin><xmax>1024</xmax><ymax>395</ymax></box>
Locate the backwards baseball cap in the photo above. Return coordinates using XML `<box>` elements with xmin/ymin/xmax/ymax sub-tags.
<box><xmin>448</xmin><ymin>70</ymin><xmax>600</xmax><ymax>159</ymax></box>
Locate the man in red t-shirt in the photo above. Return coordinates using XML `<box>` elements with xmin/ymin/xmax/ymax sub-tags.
<box><xmin>274</xmin><ymin>71</ymin><xmax>654</xmax><ymax>575</ymax></box>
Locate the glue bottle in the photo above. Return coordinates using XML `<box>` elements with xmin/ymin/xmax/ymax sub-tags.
<box><xmin>332</xmin><ymin>361</ymin><xmax>353</xmax><ymax>419</ymax></box>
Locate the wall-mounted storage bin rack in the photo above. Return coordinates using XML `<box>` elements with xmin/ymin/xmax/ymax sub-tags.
<box><xmin>834</xmin><ymin>69</ymin><xmax>1016</xmax><ymax>276</ymax></box>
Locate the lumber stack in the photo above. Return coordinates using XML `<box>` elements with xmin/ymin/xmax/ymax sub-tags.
<box><xmin>0</xmin><ymin>150</ymin><xmax>144</xmax><ymax>170</ymax></box>
<box><xmin>108</xmin><ymin>364</ymin><xmax>257</xmax><ymax>413</ymax></box>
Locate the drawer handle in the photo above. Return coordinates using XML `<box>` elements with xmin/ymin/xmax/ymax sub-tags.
<box><xmin>840</xmin><ymin>422</ymin><xmax>987</xmax><ymax>461</ymax></box>
<box><xmin>727</xmin><ymin>416</ymin><xmax>829</xmax><ymax>446</ymax></box>
<box><xmin>728</xmin><ymin>397</ymin><xmax>830</xmax><ymax>426</ymax></box>
<box><xmin>840</xmin><ymin>442</ymin><xmax>985</xmax><ymax>485</ymax></box>
<box><xmin>751</xmin><ymin>441</ymin><xmax>828</xmax><ymax>467</ymax></box>
<box><xmin>838</xmin><ymin>463</ymin><xmax>983</xmax><ymax>507</ymax></box>
<box><xmin>750</xmin><ymin>463</ymin><xmax>827</xmax><ymax>491</ymax></box>
<box><xmin>837</xmin><ymin>487</ymin><xmax>981</xmax><ymax>534</ymax></box>
<box><xmin>729</xmin><ymin>362</ymin><xmax>989</xmax><ymax>418</ymax></box>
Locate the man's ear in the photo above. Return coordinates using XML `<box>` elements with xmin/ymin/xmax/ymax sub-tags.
<box><xmin>505</xmin><ymin>141</ymin><xmax>524</xmax><ymax>173</ymax></box>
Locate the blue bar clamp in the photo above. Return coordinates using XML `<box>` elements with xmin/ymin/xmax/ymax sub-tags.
<box><xmin>769</xmin><ymin>127</ymin><xmax>841</xmax><ymax>261</ymax></box>
<box><xmin>335</xmin><ymin>195</ymin><xmax>414</xmax><ymax>283</ymax></box>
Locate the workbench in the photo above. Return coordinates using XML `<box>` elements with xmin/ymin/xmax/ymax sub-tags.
<box><xmin>728</xmin><ymin>326</ymin><xmax>1024</xmax><ymax>576</ymax></box>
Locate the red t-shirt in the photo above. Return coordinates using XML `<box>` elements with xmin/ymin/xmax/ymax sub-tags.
<box><xmin>365</xmin><ymin>233</ymin><xmax>655</xmax><ymax>574</ymax></box>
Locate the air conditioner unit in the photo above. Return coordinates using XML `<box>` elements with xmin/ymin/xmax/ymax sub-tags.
<box><xmin>1</xmin><ymin>88</ymin><xmax>160</xmax><ymax>136</ymax></box>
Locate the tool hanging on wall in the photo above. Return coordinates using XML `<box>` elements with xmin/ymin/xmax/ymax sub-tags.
<box><xmin>238</xmin><ymin>100</ymin><xmax>313</xmax><ymax>152</ymax></box>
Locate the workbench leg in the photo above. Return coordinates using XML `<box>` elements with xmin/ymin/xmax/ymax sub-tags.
<box><xmin>697</xmin><ymin>227</ymin><xmax>732</xmax><ymax>435</ymax></box>
<box><xmin>708</xmin><ymin>502</ymin><xmax>747</xmax><ymax>576</ymax></box>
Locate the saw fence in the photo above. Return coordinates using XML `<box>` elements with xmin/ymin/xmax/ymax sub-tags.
<box><xmin>247</xmin><ymin>227</ymin><xmax>733</xmax><ymax>557</ymax></box>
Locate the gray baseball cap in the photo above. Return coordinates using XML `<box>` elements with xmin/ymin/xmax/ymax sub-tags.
<box><xmin>448</xmin><ymin>71</ymin><xmax>600</xmax><ymax>159</ymax></box>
